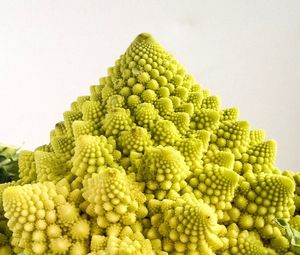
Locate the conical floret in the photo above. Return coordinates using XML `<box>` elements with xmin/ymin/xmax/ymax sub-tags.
<box><xmin>146</xmin><ymin>193</ymin><xmax>225</xmax><ymax>254</ymax></box>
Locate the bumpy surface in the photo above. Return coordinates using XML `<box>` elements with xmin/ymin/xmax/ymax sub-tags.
<box><xmin>0</xmin><ymin>33</ymin><xmax>299</xmax><ymax>254</ymax></box>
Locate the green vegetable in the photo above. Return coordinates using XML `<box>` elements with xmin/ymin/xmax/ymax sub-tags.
<box><xmin>0</xmin><ymin>33</ymin><xmax>299</xmax><ymax>254</ymax></box>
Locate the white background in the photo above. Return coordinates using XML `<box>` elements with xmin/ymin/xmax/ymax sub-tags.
<box><xmin>0</xmin><ymin>0</ymin><xmax>299</xmax><ymax>171</ymax></box>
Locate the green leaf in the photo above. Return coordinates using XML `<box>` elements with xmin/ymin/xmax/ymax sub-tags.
<box><xmin>0</xmin><ymin>143</ymin><xmax>20</xmax><ymax>183</ymax></box>
<box><xmin>0</xmin><ymin>144</ymin><xmax>20</xmax><ymax>158</ymax></box>
<box><xmin>275</xmin><ymin>218</ymin><xmax>300</xmax><ymax>254</ymax></box>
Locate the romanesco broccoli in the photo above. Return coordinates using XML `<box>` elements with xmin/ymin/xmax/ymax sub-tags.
<box><xmin>0</xmin><ymin>32</ymin><xmax>299</xmax><ymax>254</ymax></box>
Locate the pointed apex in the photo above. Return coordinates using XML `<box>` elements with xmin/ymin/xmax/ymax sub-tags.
<box><xmin>134</xmin><ymin>33</ymin><xmax>157</xmax><ymax>44</ymax></box>
<box><xmin>130</xmin><ymin>33</ymin><xmax>163</xmax><ymax>52</ymax></box>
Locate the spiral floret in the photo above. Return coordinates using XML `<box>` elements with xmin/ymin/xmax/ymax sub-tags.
<box><xmin>2</xmin><ymin>182</ymin><xmax>87</xmax><ymax>254</ymax></box>
<box><xmin>71</xmin><ymin>135</ymin><xmax>118</xmax><ymax>180</ymax></box>
<box><xmin>18</xmin><ymin>150</ymin><xmax>37</xmax><ymax>184</ymax></box>
<box><xmin>34</xmin><ymin>151</ymin><xmax>67</xmax><ymax>182</ymax></box>
<box><xmin>82</xmin><ymin>167</ymin><xmax>147</xmax><ymax>229</ymax></box>
<box><xmin>118</xmin><ymin>126</ymin><xmax>152</xmax><ymax>155</ymax></box>
<box><xmin>137</xmin><ymin>146</ymin><xmax>190</xmax><ymax>199</ymax></box>
<box><xmin>240</xmin><ymin>140</ymin><xmax>277</xmax><ymax>174</ymax></box>
<box><xmin>97</xmin><ymin>231</ymin><xmax>156</xmax><ymax>255</ymax></box>
<box><xmin>220</xmin><ymin>107</ymin><xmax>239</xmax><ymax>122</ymax></box>
<box><xmin>233</xmin><ymin>172</ymin><xmax>295</xmax><ymax>238</ymax></box>
<box><xmin>190</xmin><ymin>109</ymin><xmax>220</xmax><ymax>132</ymax></box>
<box><xmin>187</xmin><ymin>164</ymin><xmax>239</xmax><ymax>221</ymax></box>
<box><xmin>102</xmin><ymin>108</ymin><xmax>133</xmax><ymax>136</ymax></box>
<box><xmin>201</xmin><ymin>95</ymin><xmax>221</xmax><ymax>111</ymax></box>
<box><xmin>151</xmin><ymin>119</ymin><xmax>180</xmax><ymax>146</ymax></box>
<box><xmin>175</xmin><ymin>137</ymin><xmax>205</xmax><ymax>168</ymax></box>
<box><xmin>210</xmin><ymin>121</ymin><xmax>250</xmax><ymax>157</ymax></box>
<box><xmin>147</xmin><ymin>193</ymin><xmax>224</xmax><ymax>254</ymax></box>
<box><xmin>134</xmin><ymin>103</ymin><xmax>159</xmax><ymax>129</ymax></box>
<box><xmin>222</xmin><ymin>224</ymin><xmax>275</xmax><ymax>255</ymax></box>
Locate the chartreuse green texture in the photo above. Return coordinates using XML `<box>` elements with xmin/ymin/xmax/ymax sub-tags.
<box><xmin>0</xmin><ymin>33</ymin><xmax>299</xmax><ymax>254</ymax></box>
